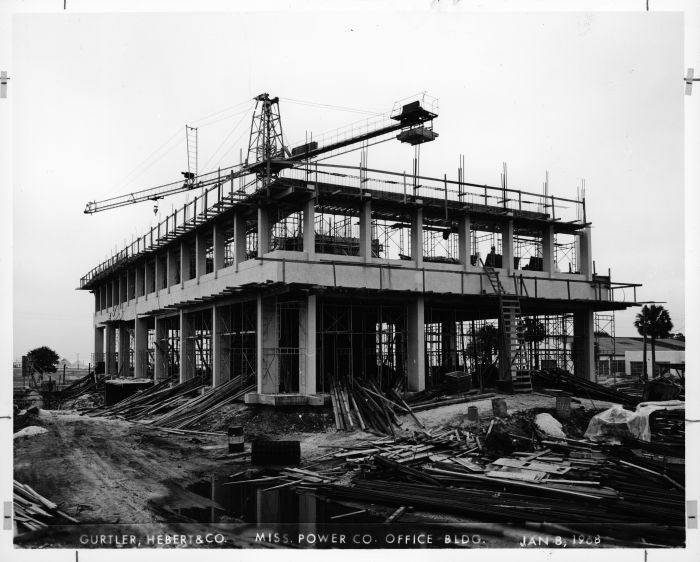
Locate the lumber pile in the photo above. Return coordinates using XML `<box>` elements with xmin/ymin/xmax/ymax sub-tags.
<box><xmin>85</xmin><ymin>376</ymin><xmax>203</xmax><ymax>420</ymax></box>
<box><xmin>146</xmin><ymin>376</ymin><xmax>254</xmax><ymax>430</ymax></box>
<box><xmin>288</xmin><ymin>416</ymin><xmax>685</xmax><ymax>546</ymax></box>
<box><xmin>532</xmin><ymin>368</ymin><xmax>638</xmax><ymax>406</ymax></box>
<box><xmin>14</xmin><ymin>480</ymin><xmax>78</xmax><ymax>533</ymax></box>
<box><xmin>330</xmin><ymin>379</ymin><xmax>411</xmax><ymax>435</ymax></box>
<box><xmin>59</xmin><ymin>371</ymin><xmax>106</xmax><ymax>400</ymax></box>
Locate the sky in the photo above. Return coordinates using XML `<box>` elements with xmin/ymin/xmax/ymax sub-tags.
<box><xmin>8</xmin><ymin>9</ymin><xmax>686</xmax><ymax>362</ymax></box>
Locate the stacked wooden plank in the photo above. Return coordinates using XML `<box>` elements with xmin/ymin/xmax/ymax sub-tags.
<box><xmin>85</xmin><ymin>376</ymin><xmax>203</xmax><ymax>420</ymax></box>
<box><xmin>14</xmin><ymin>480</ymin><xmax>78</xmax><ymax>533</ymax></box>
<box><xmin>330</xmin><ymin>379</ymin><xmax>407</xmax><ymax>435</ymax></box>
<box><xmin>532</xmin><ymin>368</ymin><xmax>638</xmax><ymax>405</ymax></box>
<box><xmin>59</xmin><ymin>372</ymin><xmax>106</xmax><ymax>400</ymax></box>
<box><xmin>146</xmin><ymin>376</ymin><xmax>254</xmax><ymax>430</ymax></box>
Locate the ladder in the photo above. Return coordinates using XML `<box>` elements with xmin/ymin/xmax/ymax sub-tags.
<box><xmin>482</xmin><ymin>263</ymin><xmax>533</xmax><ymax>393</ymax></box>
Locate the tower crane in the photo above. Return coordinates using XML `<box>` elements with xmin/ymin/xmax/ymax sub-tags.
<box><xmin>83</xmin><ymin>93</ymin><xmax>438</xmax><ymax>214</ymax></box>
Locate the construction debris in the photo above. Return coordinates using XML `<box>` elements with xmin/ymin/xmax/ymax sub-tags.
<box><xmin>532</xmin><ymin>368</ymin><xmax>638</xmax><ymax>406</ymax></box>
<box><xmin>14</xmin><ymin>481</ymin><xmax>78</xmax><ymax>534</ymax></box>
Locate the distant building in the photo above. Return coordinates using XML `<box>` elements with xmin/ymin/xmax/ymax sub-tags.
<box><xmin>596</xmin><ymin>336</ymin><xmax>685</xmax><ymax>378</ymax></box>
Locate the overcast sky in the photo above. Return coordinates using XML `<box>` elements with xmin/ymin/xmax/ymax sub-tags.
<box><xmin>9</xmin><ymin>10</ymin><xmax>686</xmax><ymax>362</ymax></box>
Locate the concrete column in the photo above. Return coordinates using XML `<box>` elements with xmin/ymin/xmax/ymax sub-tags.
<box><xmin>256</xmin><ymin>294</ymin><xmax>279</xmax><ymax>393</ymax></box>
<box><xmin>155</xmin><ymin>255</ymin><xmax>165</xmax><ymax>291</ymax></box>
<box><xmin>299</xmin><ymin>294</ymin><xmax>317</xmax><ymax>395</ymax></box>
<box><xmin>502</xmin><ymin>219</ymin><xmax>514</xmax><ymax>272</ymax></box>
<box><xmin>212</xmin><ymin>306</ymin><xmax>230</xmax><ymax>387</ymax></box>
<box><xmin>233</xmin><ymin>212</ymin><xmax>247</xmax><ymax>267</ymax></box>
<box><xmin>578</xmin><ymin>227</ymin><xmax>593</xmax><ymax>279</ymax></box>
<box><xmin>134</xmin><ymin>317</ymin><xmax>149</xmax><ymax>378</ymax></box>
<box><xmin>154</xmin><ymin>316</ymin><xmax>167</xmax><ymax>380</ymax></box>
<box><xmin>111</xmin><ymin>279</ymin><xmax>118</xmax><ymax>306</ymax></box>
<box><xmin>135</xmin><ymin>266</ymin><xmax>145</xmax><ymax>298</ymax></box>
<box><xmin>94</xmin><ymin>326</ymin><xmax>104</xmax><ymax>369</ymax></box>
<box><xmin>180</xmin><ymin>310</ymin><xmax>195</xmax><ymax>382</ymax></box>
<box><xmin>118</xmin><ymin>275</ymin><xmax>125</xmax><ymax>304</ymax></box>
<box><xmin>105</xmin><ymin>324</ymin><xmax>117</xmax><ymax>375</ymax></box>
<box><xmin>180</xmin><ymin>241</ymin><xmax>191</xmax><ymax>283</ymax></box>
<box><xmin>458</xmin><ymin>214</ymin><xmax>472</xmax><ymax>269</ymax></box>
<box><xmin>118</xmin><ymin>323</ymin><xmax>131</xmax><ymax>377</ymax></box>
<box><xmin>441</xmin><ymin>321</ymin><xmax>458</xmax><ymax>369</ymax></box>
<box><xmin>542</xmin><ymin>223</ymin><xmax>555</xmax><ymax>273</ymax></box>
<box><xmin>257</xmin><ymin>207</ymin><xmax>270</xmax><ymax>257</ymax></box>
<box><xmin>411</xmin><ymin>203</ymin><xmax>424</xmax><ymax>267</ymax></box>
<box><xmin>144</xmin><ymin>262</ymin><xmax>153</xmax><ymax>296</ymax></box>
<box><xmin>195</xmin><ymin>231</ymin><xmax>207</xmax><ymax>278</ymax></box>
<box><xmin>303</xmin><ymin>198</ymin><xmax>316</xmax><ymax>258</ymax></box>
<box><xmin>213</xmin><ymin>223</ymin><xmax>225</xmax><ymax>272</ymax></box>
<box><xmin>167</xmin><ymin>248</ymin><xmax>178</xmax><ymax>287</ymax></box>
<box><xmin>574</xmin><ymin>309</ymin><xmax>595</xmax><ymax>381</ymax></box>
<box><xmin>406</xmin><ymin>295</ymin><xmax>426</xmax><ymax>392</ymax></box>
<box><xmin>359</xmin><ymin>198</ymin><xmax>372</xmax><ymax>261</ymax></box>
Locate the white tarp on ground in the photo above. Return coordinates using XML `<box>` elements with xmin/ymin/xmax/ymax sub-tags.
<box><xmin>534</xmin><ymin>413</ymin><xmax>566</xmax><ymax>438</ymax></box>
<box><xmin>584</xmin><ymin>400</ymin><xmax>685</xmax><ymax>443</ymax></box>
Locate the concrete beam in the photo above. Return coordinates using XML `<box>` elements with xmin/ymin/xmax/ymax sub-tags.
<box><xmin>411</xmin><ymin>204</ymin><xmax>424</xmax><ymax>267</ymax></box>
<box><xmin>213</xmin><ymin>223</ymin><xmax>225</xmax><ymax>273</ymax></box>
<box><xmin>574</xmin><ymin>309</ymin><xmax>595</xmax><ymax>381</ymax></box>
<box><xmin>406</xmin><ymin>295</ymin><xmax>426</xmax><ymax>392</ymax></box>
<box><xmin>359</xmin><ymin>198</ymin><xmax>372</xmax><ymax>261</ymax></box>
<box><xmin>134</xmin><ymin>317</ymin><xmax>149</xmax><ymax>378</ymax></box>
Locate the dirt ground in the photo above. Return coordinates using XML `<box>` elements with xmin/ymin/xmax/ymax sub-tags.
<box><xmin>13</xmin><ymin>393</ymin><xmax>612</xmax><ymax>548</ymax></box>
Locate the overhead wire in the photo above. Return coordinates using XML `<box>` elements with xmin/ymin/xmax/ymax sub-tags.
<box><xmin>201</xmin><ymin>102</ymin><xmax>254</xmax><ymax>172</ymax></box>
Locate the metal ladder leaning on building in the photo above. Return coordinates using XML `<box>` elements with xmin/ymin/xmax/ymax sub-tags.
<box><xmin>481</xmin><ymin>261</ymin><xmax>533</xmax><ymax>393</ymax></box>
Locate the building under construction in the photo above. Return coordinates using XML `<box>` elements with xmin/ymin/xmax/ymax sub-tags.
<box><xmin>79</xmin><ymin>93</ymin><xmax>640</xmax><ymax>405</ymax></box>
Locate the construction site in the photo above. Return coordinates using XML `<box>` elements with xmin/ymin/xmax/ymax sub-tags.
<box><xmin>13</xmin><ymin>93</ymin><xmax>686</xmax><ymax>549</ymax></box>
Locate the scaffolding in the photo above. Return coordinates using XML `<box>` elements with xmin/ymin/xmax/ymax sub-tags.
<box><xmin>218</xmin><ymin>301</ymin><xmax>257</xmax><ymax>383</ymax></box>
<box><xmin>594</xmin><ymin>312</ymin><xmax>617</xmax><ymax>382</ymax></box>
<box><xmin>318</xmin><ymin>301</ymin><xmax>407</xmax><ymax>392</ymax></box>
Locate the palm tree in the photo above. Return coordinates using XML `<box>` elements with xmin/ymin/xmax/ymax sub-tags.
<box><xmin>634</xmin><ymin>305</ymin><xmax>674</xmax><ymax>380</ymax></box>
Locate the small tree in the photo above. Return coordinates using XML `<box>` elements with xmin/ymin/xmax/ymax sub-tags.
<box><xmin>26</xmin><ymin>346</ymin><xmax>59</xmax><ymax>375</ymax></box>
